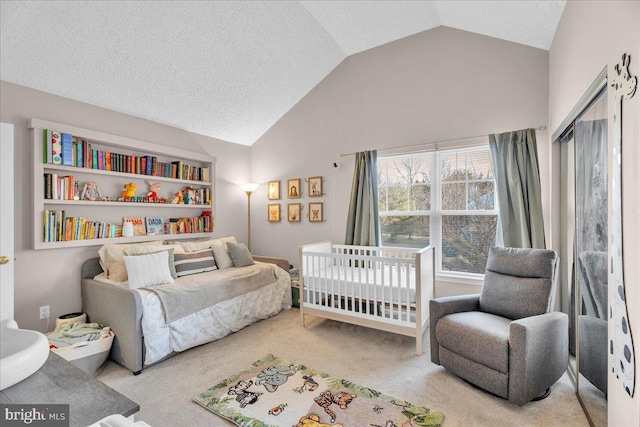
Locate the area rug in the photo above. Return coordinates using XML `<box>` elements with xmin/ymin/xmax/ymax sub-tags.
<box><xmin>194</xmin><ymin>354</ymin><xmax>444</xmax><ymax>427</ymax></box>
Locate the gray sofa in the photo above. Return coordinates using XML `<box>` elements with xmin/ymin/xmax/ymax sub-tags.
<box><xmin>81</xmin><ymin>255</ymin><xmax>289</xmax><ymax>374</ymax></box>
<box><xmin>430</xmin><ymin>247</ymin><xmax>568</xmax><ymax>405</ymax></box>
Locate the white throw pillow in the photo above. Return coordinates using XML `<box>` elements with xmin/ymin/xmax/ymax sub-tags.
<box><xmin>124</xmin><ymin>247</ymin><xmax>178</xmax><ymax>279</ymax></box>
<box><xmin>98</xmin><ymin>241</ymin><xmax>164</xmax><ymax>282</ymax></box>
<box><xmin>211</xmin><ymin>245</ymin><xmax>234</xmax><ymax>269</ymax></box>
<box><xmin>175</xmin><ymin>239</ymin><xmax>212</xmax><ymax>252</ymax></box>
<box><xmin>123</xmin><ymin>251</ymin><xmax>174</xmax><ymax>289</ymax></box>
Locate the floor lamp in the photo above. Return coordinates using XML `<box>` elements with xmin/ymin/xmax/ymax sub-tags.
<box><xmin>239</xmin><ymin>183</ymin><xmax>259</xmax><ymax>251</ymax></box>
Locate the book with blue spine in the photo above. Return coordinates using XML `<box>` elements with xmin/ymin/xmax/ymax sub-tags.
<box><xmin>61</xmin><ymin>133</ymin><xmax>73</xmax><ymax>166</ymax></box>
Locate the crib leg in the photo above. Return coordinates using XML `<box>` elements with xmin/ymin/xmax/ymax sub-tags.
<box><xmin>300</xmin><ymin>309</ymin><xmax>306</xmax><ymax>327</ymax></box>
<box><xmin>416</xmin><ymin>333</ymin><xmax>423</xmax><ymax>356</ymax></box>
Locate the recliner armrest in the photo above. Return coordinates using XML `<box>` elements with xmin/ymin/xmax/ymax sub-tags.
<box><xmin>508</xmin><ymin>312</ymin><xmax>568</xmax><ymax>405</ymax></box>
<box><xmin>429</xmin><ymin>295</ymin><xmax>480</xmax><ymax>365</ymax></box>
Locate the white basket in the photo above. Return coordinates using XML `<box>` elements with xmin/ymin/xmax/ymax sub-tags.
<box><xmin>50</xmin><ymin>331</ymin><xmax>114</xmax><ymax>376</ymax></box>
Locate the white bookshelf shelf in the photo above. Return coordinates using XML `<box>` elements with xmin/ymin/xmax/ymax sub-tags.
<box><xmin>30</xmin><ymin>118</ymin><xmax>217</xmax><ymax>250</ymax></box>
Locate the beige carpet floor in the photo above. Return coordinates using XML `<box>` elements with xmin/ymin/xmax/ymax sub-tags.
<box><xmin>98</xmin><ymin>308</ymin><xmax>589</xmax><ymax>426</ymax></box>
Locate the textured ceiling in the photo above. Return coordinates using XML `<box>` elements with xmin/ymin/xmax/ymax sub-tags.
<box><xmin>0</xmin><ymin>1</ymin><xmax>565</xmax><ymax>146</ymax></box>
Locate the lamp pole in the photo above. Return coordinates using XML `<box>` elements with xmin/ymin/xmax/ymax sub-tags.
<box><xmin>245</xmin><ymin>190</ymin><xmax>253</xmax><ymax>251</ymax></box>
<box><xmin>239</xmin><ymin>183</ymin><xmax>259</xmax><ymax>251</ymax></box>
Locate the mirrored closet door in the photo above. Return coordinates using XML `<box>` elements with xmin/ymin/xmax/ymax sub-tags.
<box><xmin>557</xmin><ymin>71</ymin><xmax>608</xmax><ymax>427</ymax></box>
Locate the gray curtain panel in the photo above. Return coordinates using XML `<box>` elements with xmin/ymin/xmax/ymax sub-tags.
<box><xmin>489</xmin><ymin>129</ymin><xmax>546</xmax><ymax>249</ymax></box>
<box><xmin>345</xmin><ymin>150</ymin><xmax>380</xmax><ymax>246</ymax></box>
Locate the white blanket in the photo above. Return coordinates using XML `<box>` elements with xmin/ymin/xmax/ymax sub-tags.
<box><xmin>137</xmin><ymin>263</ymin><xmax>291</xmax><ymax>365</ymax></box>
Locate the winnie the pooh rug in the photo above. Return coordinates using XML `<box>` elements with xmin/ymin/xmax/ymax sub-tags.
<box><xmin>194</xmin><ymin>354</ymin><xmax>444</xmax><ymax>427</ymax></box>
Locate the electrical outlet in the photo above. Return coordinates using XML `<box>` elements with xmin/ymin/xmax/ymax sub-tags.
<box><xmin>39</xmin><ymin>305</ymin><xmax>50</xmax><ymax>320</ymax></box>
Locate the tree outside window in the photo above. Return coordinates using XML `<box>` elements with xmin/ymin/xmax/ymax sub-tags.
<box><xmin>378</xmin><ymin>147</ymin><xmax>497</xmax><ymax>276</ymax></box>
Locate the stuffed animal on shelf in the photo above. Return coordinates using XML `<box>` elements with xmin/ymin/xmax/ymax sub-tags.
<box><xmin>167</xmin><ymin>191</ymin><xmax>183</xmax><ymax>204</ymax></box>
<box><xmin>81</xmin><ymin>181</ymin><xmax>101</xmax><ymax>201</ymax></box>
<box><xmin>145</xmin><ymin>180</ymin><xmax>164</xmax><ymax>202</ymax></box>
<box><xmin>182</xmin><ymin>185</ymin><xmax>195</xmax><ymax>205</ymax></box>
<box><xmin>120</xmin><ymin>182</ymin><xmax>136</xmax><ymax>199</ymax></box>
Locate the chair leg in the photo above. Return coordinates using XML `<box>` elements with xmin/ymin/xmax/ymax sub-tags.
<box><xmin>531</xmin><ymin>388</ymin><xmax>551</xmax><ymax>401</ymax></box>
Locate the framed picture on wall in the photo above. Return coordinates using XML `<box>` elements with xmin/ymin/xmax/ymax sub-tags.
<box><xmin>308</xmin><ymin>176</ymin><xmax>323</xmax><ymax>197</ymax></box>
<box><xmin>287</xmin><ymin>178</ymin><xmax>301</xmax><ymax>198</ymax></box>
<box><xmin>267</xmin><ymin>204</ymin><xmax>281</xmax><ymax>222</ymax></box>
<box><xmin>308</xmin><ymin>202</ymin><xmax>323</xmax><ymax>222</ymax></box>
<box><xmin>288</xmin><ymin>203</ymin><xmax>301</xmax><ymax>222</ymax></box>
<box><xmin>267</xmin><ymin>181</ymin><xmax>280</xmax><ymax>200</ymax></box>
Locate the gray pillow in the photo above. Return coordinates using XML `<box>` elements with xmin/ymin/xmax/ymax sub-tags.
<box><xmin>174</xmin><ymin>249</ymin><xmax>217</xmax><ymax>277</ymax></box>
<box><xmin>227</xmin><ymin>242</ymin><xmax>255</xmax><ymax>268</ymax></box>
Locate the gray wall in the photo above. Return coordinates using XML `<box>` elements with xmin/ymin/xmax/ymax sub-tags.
<box><xmin>0</xmin><ymin>81</ymin><xmax>251</xmax><ymax>331</ymax></box>
<box><xmin>250</xmin><ymin>26</ymin><xmax>551</xmax><ymax>297</ymax></box>
<box><xmin>549</xmin><ymin>2</ymin><xmax>640</xmax><ymax>425</ymax></box>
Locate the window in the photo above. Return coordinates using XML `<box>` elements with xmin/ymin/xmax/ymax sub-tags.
<box><xmin>378</xmin><ymin>146</ymin><xmax>498</xmax><ymax>278</ymax></box>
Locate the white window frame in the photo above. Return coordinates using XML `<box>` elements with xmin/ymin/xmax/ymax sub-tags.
<box><xmin>379</xmin><ymin>146</ymin><xmax>498</xmax><ymax>285</ymax></box>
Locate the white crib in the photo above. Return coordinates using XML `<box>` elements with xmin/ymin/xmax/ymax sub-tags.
<box><xmin>299</xmin><ymin>241</ymin><xmax>435</xmax><ymax>355</ymax></box>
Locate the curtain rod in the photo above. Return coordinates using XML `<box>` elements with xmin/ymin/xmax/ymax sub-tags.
<box><xmin>339</xmin><ymin>125</ymin><xmax>547</xmax><ymax>157</ymax></box>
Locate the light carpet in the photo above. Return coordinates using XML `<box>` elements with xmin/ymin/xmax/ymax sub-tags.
<box><xmin>98</xmin><ymin>308</ymin><xmax>589</xmax><ymax>426</ymax></box>
<box><xmin>194</xmin><ymin>353</ymin><xmax>445</xmax><ymax>426</ymax></box>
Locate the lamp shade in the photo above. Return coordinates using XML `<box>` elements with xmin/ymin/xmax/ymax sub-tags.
<box><xmin>240</xmin><ymin>183</ymin><xmax>260</xmax><ymax>193</ymax></box>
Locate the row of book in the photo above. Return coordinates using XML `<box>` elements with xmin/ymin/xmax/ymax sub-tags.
<box><xmin>43</xmin><ymin>210</ymin><xmax>123</xmax><ymax>242</ymax></box>
<box><xmin>44</xmin><ymin>173</ymin><xmax>78</xmax><ymax>200</ymax></box>
<box><xmin>43</xmin><ymin>210</ymin><xmax>214</xmax><ymax>242</ymax></box>
<box><xmin>43</xmin><ymin>129</ymin><xmax>210</xmax><ymax>182</ymax></box>
<box><xmin>43</xmin><ymin>173</ymin><xmax>212</xmax><ymax>205</ymax></box>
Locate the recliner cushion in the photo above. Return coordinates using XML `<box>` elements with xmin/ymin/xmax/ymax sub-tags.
<box><xmin>436</xmin><ymin>311</ymin><xmax>511</xmax><ymax>373</ymax></box>
<box><xmin>480</xmin><ymin>247</ymin><xmax>557</xmax><ymax>320</ymax></box>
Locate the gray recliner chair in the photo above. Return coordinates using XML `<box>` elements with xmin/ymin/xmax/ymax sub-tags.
<box><xmin>430</xmin><ymin>247</ymin><xmax>568</xmax><ymax>405</ymax></box>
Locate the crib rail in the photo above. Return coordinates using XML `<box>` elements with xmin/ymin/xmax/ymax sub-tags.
<box><xmin>299</xmin><ymin>241</ymin><xmax>434</xmax><ymax>355</ymax></box>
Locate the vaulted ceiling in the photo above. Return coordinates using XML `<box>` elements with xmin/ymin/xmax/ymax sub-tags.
<box><xmin>0</xmin><ymin>1</ymin><xmax>565</xmax><ymax>145</ymax></box>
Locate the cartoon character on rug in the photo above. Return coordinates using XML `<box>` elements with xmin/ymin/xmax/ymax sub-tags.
<box><xmin>313</xmin><ymin>390</ymin><xmax>357</xmax><ymax>423</ymax></box>
<box><xmin>255</xmin><ymin>365</ymin><xmax>297</xmax><ymax>392</ymax></box>
<box><xmin>302</xmin><ymin>375</ymin><xmax>319</xmax><ymax>391</ymax></box>
<box><xmin>390</xmin><ymin>400</ymin><xmax>439</xmax><ymax>427</ymax></box>
<box><xmin>294</xmin><ymin>413</ymin><xmax>344</xmax><ymax>427</ymax></box>
<box><xmin>227</xmin><ymin>380</ymin><xmax>262</xmax><ymax>408</ymax></box>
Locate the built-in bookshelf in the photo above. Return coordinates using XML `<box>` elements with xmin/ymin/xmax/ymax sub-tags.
<box><xmin>30</xmin><ymin>118</ymin><xmax>217</xmax><ymax>249</ymax></box>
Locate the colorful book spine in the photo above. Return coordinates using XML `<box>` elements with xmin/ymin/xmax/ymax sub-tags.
<box><xmin>51</xmin><ymin>132</ymin><xmax>62</xmax><ymax>164</ymax></box>
<box><xmin>61</xmin><ymin>133</ymin><xmax>73</xmax><ymax>166</ymax></box>
<box><xmin>43</xmin><ymin>129</ymin><xmax>53</xmax><ymax>164</ymax></box>
<box><xmin>76</xmin><ymin>139</ymin><xmax>83</xmax><ymax>167</ymax></box>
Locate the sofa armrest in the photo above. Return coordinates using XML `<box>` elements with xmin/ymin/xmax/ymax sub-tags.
<box><xmin>253</xmin><ymin>255</ymin><xmax>290</xmax><ymax>273</ymax></box>
<box><xmin>429</xmin><ymin>295</ymin><xmax>480</xmax><ymax>364</ymax></box>
<box><xmin>81</xmin><ymin>278</ymin><xmax>144</xmax><ymax>374</ymax></box>
<box><xmin>509</xmin><ymin>312</ymin><xmax>568</xmax><ymax>405</ymax></box>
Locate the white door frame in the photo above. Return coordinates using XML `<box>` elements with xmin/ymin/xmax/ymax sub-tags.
<box><xmin>0</xmin><ymin>122</ymin><xmax>15</xmax><ymax>321</ymax></box>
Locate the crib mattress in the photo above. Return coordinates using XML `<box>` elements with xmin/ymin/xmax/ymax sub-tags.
<box><xmin>302</xmin><ymin>264</ymin><xmax>416</xmax><ymax>304</ymax></box>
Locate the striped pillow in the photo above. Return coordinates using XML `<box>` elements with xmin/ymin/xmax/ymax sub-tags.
<box><xmin>174</xmin><ymin>249</ymin><xmax>217</xmax><ymax>277</ymax></box>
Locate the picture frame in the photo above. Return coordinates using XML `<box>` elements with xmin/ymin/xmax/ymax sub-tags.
<box><xmin>267</xmin><ymin>180</ymin><xmax>280</xmax><ymax>200</ymax></box>
<box><xmin>287</xmin><ymin>178</ymin><xmax>301</xmax><ymax>198</ymax></box>
<box><xmin>287</xmin><ymin>203</ymin><xmax>301</xmax><ymax>222</ymax></box>
<box><xmin>308</xmin><ymin>202</ymin><xmax>323</xmax><ymax>222</ymax></box>
<box><xmin>308</xmin><ymin>176</ymin><xmax>323</xmax><ymax>197</ymax></box>
<box><xmin>267</xmin><ymin>204</ymin><xmax>281</xmax><ymax>222</ymax></box>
